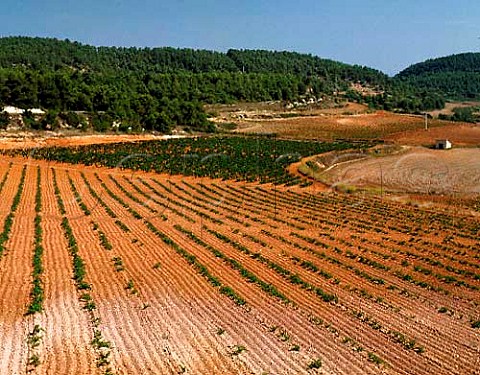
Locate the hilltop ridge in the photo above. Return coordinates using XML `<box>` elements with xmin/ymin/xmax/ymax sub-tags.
<box><xmin>396</xmin><ymin>52</ymin><xmax>480</xmax><ymax>99</ymax></box>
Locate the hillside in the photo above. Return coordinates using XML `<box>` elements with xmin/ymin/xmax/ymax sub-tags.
<box><xmin>0</xmin><ymin>37</ymin><xmax>446</xmax><ymax>133</ymax></box>
<box><xmin>0</xmin><ymin>37</ymin><xmax>387</xmax><ymax>81</ymax></box>
<box><xmin>395</xmin><ymin>53</ymin><xmax>480</xmax><ymax>99</ymax></box>
<box><xmin>0</xmin><ymin>37</ymin><xmax>391</xmax><ymax>133</ymax></box>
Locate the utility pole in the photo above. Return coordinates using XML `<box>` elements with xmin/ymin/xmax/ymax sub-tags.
<box><xmin>379</xmin><ymin>163</ymin><xmax>384</xmax><ymax>199</ymax></box>
<box><xmin>424</xmin><ymin>113</ymin><xmax>428</xmax><ymax>131</ymax></box>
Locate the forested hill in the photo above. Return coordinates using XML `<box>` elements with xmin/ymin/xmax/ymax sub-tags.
<box><xmin>0</xmin><ymin>36</ymin><xmax>386</xmax><ymax>84</ymax></box>
<box><xmin>0</xmin><ymin>36</ymin><xmax>444</xmax><ymax>133</ymax></box>
<box><xmin>395</xmin><ymin>53</ymin><xmax>480</xmax><ymax>99</ymax></box>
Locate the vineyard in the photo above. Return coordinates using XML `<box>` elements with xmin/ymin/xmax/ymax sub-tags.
<box><xmin>0</xmin><ymin>149</ymin><xmax>479</xmax><ymax>374</ymax></box>
<box><xmin>5</xmin><ymin>137</ymin><xmax>366</xmax><ymax>185</ymax></box>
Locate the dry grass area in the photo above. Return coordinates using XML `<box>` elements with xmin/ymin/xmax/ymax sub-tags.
<box><xmin>0</xmin><ymin>156</ymin><xmax>479</xmax><ymax>374</ymax></box>
<box><xmin>319</xmin><ymin>147</ymin><xmax>480</xmax><ymax>195</ymax></box>
<box><xmin>235</xmin><ymin>111</ymin><xmax>464</xmax><ymax>140</ymax></box>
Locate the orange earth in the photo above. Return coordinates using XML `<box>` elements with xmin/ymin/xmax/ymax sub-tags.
<box><xmin>0</xmin><ymin>133</ymin><xmax>187</xmax><ymax>150</ymax></box>
<box><xmin>234</xmin><ymin>111</ymin><xmax>474</xmax><ymax>141</ymax></box>
<box><xmin>385</xmin><ymin>123</ymin><xmax>480</xmax><ymax>146</ymax></box>
<box><xmin>0</xmin><ymin>150</ymin><xmax>479</xmax><ymax>374</ymax></box>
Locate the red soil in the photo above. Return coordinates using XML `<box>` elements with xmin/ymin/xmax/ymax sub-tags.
<box><xmin>0</xmin><ymin>156</ymin><xmax>479</xmax><ymax>374</ymax></box>
<box><xmin>0</xmin><ymin>165</ymin><xmax>36</xmax><ymax>374</ymax></box>
<box><xmin>236</xmin><ymin>111</ymin><xmax>466</xmax><ymax>140</ymax></box>
<box><xmin>386</xmin><ymin>123</ymin><xmax>480</xmax><ymax>146</ymax></box>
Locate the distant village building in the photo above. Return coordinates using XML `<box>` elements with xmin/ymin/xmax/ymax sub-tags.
<box><xmin>435</xmin><ymin>139</ymin><xmax>452</xmax><ymax>150</ymax></box>
<box><xmin>2</xmin><ymin>106</ymin><xmax>45</xmax><ymax>115</ymax></box>
<box><xmin>29</xmin><ymin>108</ymin><xmax>46</xmax><ymax>115</ymax></box>
<box><xmin>2</xmin><ymin>106</ymin><xmax>24</xmax><ymax>114</ymax></box>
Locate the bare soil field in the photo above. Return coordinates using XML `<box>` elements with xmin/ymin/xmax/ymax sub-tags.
<box><xmin>386</xmin><ymin>123</ymin><xmax>480</xmax><ymax>146</ymax></box>
<box><xmin>234</xmin><ymin>111</ymin><xmax>466</xmax><ymax>140</ymax></box>
<box><xmin>314</xmin><ymin>147</ymin><xmax>480</xmax><ymax>195</ymax></box>
<box><xmin>0</xmin><ymin>153</ymin><xmax>479</xmax><ymax>374</ymax></box>
<box><xmin>0</xmin><ymin>133</ymin><xmax>185</xmax><ymax>151</ymax></box>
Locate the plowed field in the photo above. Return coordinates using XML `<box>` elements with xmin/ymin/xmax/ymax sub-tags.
<box><xmin>319</xmin><ymin>147</ymin><xmax>480</xmax><ymax>195</ymax></box>
<box><xmin>235</xmin><ymin>111</ymin><xmax>468</xmax><ymax>140</ymax></box>
<box><xmin>386</xmin><ymin>123</ymin><xmax>480</xmax><ymax>146</ymax></box>
<box><xmin>0</xmin><ymin>156</ymin><xmax>479</xmax><ymax>374</ymax></box>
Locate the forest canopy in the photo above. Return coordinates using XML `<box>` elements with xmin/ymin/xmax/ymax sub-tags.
<box><xmin>396</xmin><ymin>52</ymin><xmax>480</xmax><ymax>100</ymax></box>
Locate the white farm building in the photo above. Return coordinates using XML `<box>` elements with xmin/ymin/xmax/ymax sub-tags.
<box><xmin>2</xmin><ymin>106</ymin><xmax>45</xmax><ymax>115</ymax></box>
<box><xmin>435</xmin><ymin>139</ymin><xmax>452</xmax><ymax>150</ymax></box>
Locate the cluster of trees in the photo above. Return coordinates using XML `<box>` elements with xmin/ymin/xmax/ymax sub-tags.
<box><xmin>0</xmin><ymin>36</ymin><xmax>457</xmax><ymax>133</ymax></box>
<box><xmin>0</xmin><ymin>68</ymin><xmax>340</xmax><ymax>109</ymax></box>
<box><xmin>439</xmin><ymin>106</ymin><xmax>480</xmax><ymax>123</ymax></box>
<box><xmin>365</xmin><ymin>88</ymin><xmax>445</xmax><ymax>113</ymax></box>
<box><xmin>396</xmin><ymin>53</ymin><xmax>480</xmax><ymax>100</ymax></box>
<box><xmin>345</xmin><ymin>83</ymin><xmax>445</xmax><ymax>113</ymax></box>
<box><xmin>0</xmin><ymin>68</ymin><xmax>214</xmax><ymax>132</ymax></box>
<box><xmin>395</xmin><ymin>72</ymin><xmax>480</xmax><ymax>100</ymax></box>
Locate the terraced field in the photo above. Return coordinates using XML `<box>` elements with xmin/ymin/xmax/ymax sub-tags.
<box><xmin>0</xmin><ymin>153</ymin><xmax>479</xmax><ymax>374</ymax></box>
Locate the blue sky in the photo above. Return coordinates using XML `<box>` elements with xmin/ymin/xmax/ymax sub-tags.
<box><xmin>1</xmin><ymin>0</ymin><xmax>479</xmax><ymax>75</ymax></box>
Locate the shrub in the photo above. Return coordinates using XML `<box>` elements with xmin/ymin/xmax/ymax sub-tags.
<box><xmin>230</xmin><ymin>345</ymin><xmax>247</xmax><ymax>356</ymax></box>
<box><xmin>307</xmin><ymin>358</ymin><xmax>322</xmax><ymax>370</ymax></box>
<box><xmin>0</xmin><ymin>111</ymin><xmax>9</xmax><ymax>129</ymax></box>
<box><xmin>28</xmin><ymin>354</ymin><xmax>41</xmax><ymax>367</ymax></box>
<box><xmin>368</xmin><ymin>352</ymin><xmax>385</xmax><ymax>365</ymax></box>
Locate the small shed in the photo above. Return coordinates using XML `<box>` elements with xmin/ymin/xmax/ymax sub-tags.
<box><xmin>435</xmin><ymin>139</ymin><xmax>452</xmax><ymax>150</ymax></box>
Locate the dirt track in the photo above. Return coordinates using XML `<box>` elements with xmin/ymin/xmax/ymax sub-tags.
<box><xmin>0</xmin><ymin>156</ymin><xmax>479</xmax><ymax>374</ymax></box>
